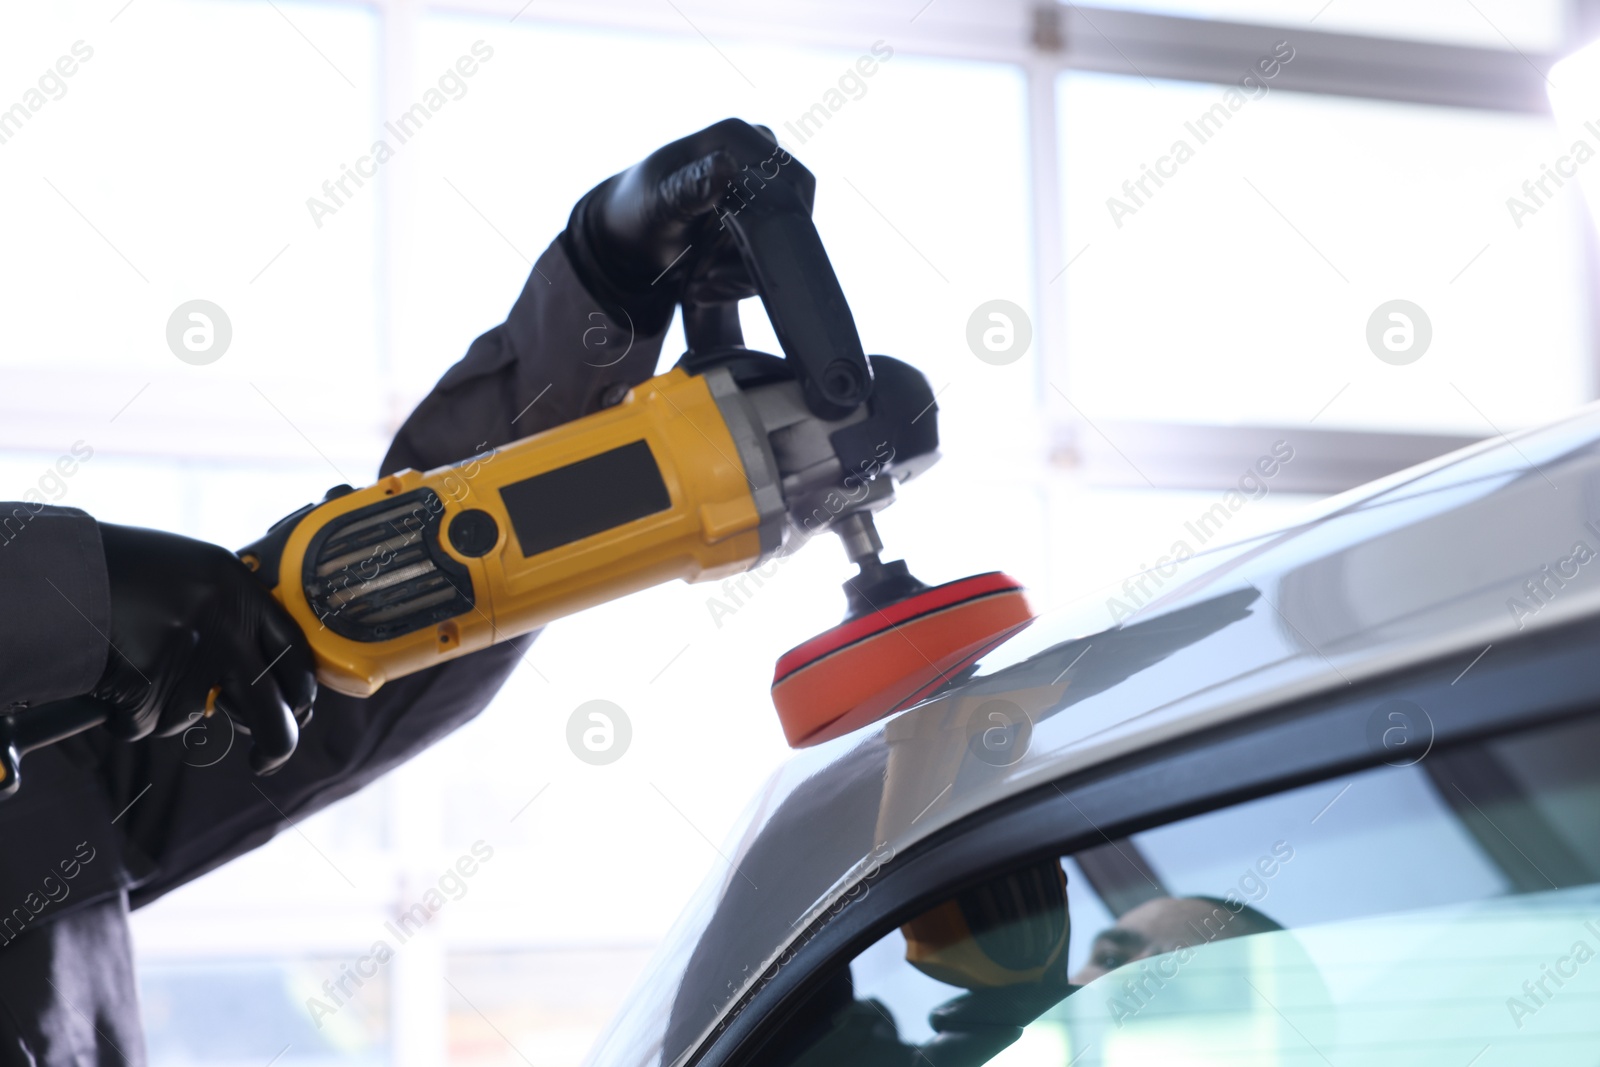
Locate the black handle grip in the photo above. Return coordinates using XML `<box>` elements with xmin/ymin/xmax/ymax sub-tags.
<box><xmin>0</xmin><ymin>697</ymin><xmax>112</xmax><ymax>801</ymax></box>
<box><xmin>686</xmin><ymin>176</ymin><xmax>874</xmax><ymax>419</ymax></box>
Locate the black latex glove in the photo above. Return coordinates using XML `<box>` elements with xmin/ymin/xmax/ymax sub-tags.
<box><xmin>560</xmin><ymin>117</ymin><xmax>816</xmax><ymax>334</ymax></box>
<box><xmin>89</xmin><ymin>523</ymin><xmax>317</xmax><ymax>774</ymax></box>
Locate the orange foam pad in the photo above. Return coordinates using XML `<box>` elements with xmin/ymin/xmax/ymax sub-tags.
<box><xmin>771</xmin><ymin>573</ymin><xmax>1034</xmax><ymax>747</ymax></box>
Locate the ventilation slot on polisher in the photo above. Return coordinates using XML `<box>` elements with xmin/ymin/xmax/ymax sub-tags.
<box><xmin>303</xmin><ymin>489</ymin><xmax>476</xmax><ymax>642</ymax></box>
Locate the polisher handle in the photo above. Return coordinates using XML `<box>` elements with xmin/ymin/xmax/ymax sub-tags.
<box><xmin>688</xmin><ymin>173</ymin><xmax>875</xmax><ymax>420</ymax></box>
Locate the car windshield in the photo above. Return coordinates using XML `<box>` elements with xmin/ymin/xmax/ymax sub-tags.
<box><xmin>758</xmin><ymin>711</ymin><xmax>1600</xmax><ymax>1066</ymax></box>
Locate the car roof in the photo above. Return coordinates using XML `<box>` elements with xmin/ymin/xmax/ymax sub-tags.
<box><xmin>588</xmin><ymin>402</ymin><xmax>1600</xmax><ymax>1067</ymax></box>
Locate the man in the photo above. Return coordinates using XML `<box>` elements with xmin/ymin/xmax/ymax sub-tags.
<box><xmin>0</xmin><ymin>118</ymin><xmax>797</xmax><ymax>1066</ymax></box>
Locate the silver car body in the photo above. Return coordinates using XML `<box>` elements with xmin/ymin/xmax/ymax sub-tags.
<box><xmin>587</xmin><ymin>403</ymin><xmax>1600</xmax><ymax>1067</ymax></box>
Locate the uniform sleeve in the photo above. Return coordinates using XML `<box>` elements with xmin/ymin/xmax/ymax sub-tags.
<box><xmin>107</xmin><ymin>238</ymin><xmax>670</xmax><ymax>906</ymax></box>
<box><xmin>380</xmin><ymin>235</ymin><xmax>665</xmax><ymax>476</ymax></box>
<box><xmin>0</xmin><ymin>505</ymin><xmax>109</xmax><ymax>708</ymax></box>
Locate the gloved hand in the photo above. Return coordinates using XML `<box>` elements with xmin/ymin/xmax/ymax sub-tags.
<box><xmin>89</xmin><ymin>523</ymin><xmax>317</xmax><ymax>774</ymax></box>
<box><xmin>560</xmin><ymin>117</ymin><xmax>816</xmax><ymax>335</ymax></box>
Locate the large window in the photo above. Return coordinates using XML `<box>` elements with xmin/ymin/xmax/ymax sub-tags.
<box><xmin>1057</xmin><ymin>74</ymin><xmax>1592</xmax><ymax>435</ymax></box>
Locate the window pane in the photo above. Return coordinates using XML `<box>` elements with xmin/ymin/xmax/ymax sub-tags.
<box><xmin>445</xmin><ymin>950</ymin><xmax>654</xmax><ymax>1066</ymax></box>
<box><xmin>1057</xmin><ymin>72</ymin><xmax>1593</xmax><ymax>435</ymax></box>
<box><xmin>0</xmin><ymin>0</ymin><xmax>387</xmax><ymax>471</ymax></box>
<box><xmin>139</xmin><ymin>959</ymin><xmax>389</xmax><ymax>1067</ymax></box>
<box><xmin>766</xmin><ymin>713</ymin><xmax>1600</xmax><ymax>1065</ymax></box>
<box><xmin>1074</xmin><ymin>0</ymin><xmax>1569</xmax><ymax>52</ymax></box>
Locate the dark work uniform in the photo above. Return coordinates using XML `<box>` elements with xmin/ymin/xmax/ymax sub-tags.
<box><xmin>0</xmin><ymin>243</ymin><xmax>664</xmax><ymax>1066</ymax></box>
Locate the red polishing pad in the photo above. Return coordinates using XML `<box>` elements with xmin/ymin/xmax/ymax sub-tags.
<box><xmin>771</xmin><ymin>573</ymin><xmax>1034</xmax><ymax>747</ymax></box>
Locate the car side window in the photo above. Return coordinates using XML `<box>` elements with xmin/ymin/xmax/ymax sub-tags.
<box><xmin>761</xmin><ymin>713</ymin><xmax>1600</xmax><ymax>1066</ymax></box>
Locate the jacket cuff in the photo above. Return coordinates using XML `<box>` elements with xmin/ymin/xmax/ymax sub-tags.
<box><xmin>0</xmin><ymin>506</ymin><xmax>110</xmax><ymax>706</ymax></box>
<box><xmin>558</xmin><ymin>182</ymin><xmax>679</xmax><ymax>337</ymax></box>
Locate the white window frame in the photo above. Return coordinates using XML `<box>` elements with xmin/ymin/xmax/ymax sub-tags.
<box><xmin>394</xmin><ymin>0</ymin><xmax>1598</xmax><ymax>490</ymax></box>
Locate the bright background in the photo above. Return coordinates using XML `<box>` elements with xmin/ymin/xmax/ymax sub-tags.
<box><xmin>0</xmin><ymin>1</ymin><xmax>1596</xmax><ymax>1064</ymax></box>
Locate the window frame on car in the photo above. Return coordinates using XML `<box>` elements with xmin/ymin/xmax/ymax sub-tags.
<box><xmin>688</xmin><ymin>609</ymin><xmax>1600</xmax><ymax>1067</ymax></box>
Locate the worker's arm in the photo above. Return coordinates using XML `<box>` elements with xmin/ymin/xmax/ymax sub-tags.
<box><xmin>113</xmin><ymin>234</ymin><xmax>672</xmax><ymax>905</ymax></box>
<box><xmin>0</xmin><ymin>121</ymin><xmax>788</xmax><ymax>1067</ymax></box>
<box><xmin>50</xmin><ymin>118</ymin><xmax>788</xmax><ymax>905</ymax></box>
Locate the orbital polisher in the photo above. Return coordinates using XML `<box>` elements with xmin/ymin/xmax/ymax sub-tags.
<box><xmin>0</xmin><ymin>152</ymin><xmax>1031</xmax><ymax>793</ymax></box>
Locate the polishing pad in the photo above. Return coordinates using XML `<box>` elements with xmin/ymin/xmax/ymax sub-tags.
<box><xmin>771</xmin><ymin>572</ymin><xmax>1033</xmax><ymax>747</ymax></box>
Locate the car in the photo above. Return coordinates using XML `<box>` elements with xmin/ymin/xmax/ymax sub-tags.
<box><xmin>585</xmin><ymin>404</ymin><xmax>1600</xmax><ymax>1067</ymax></box>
